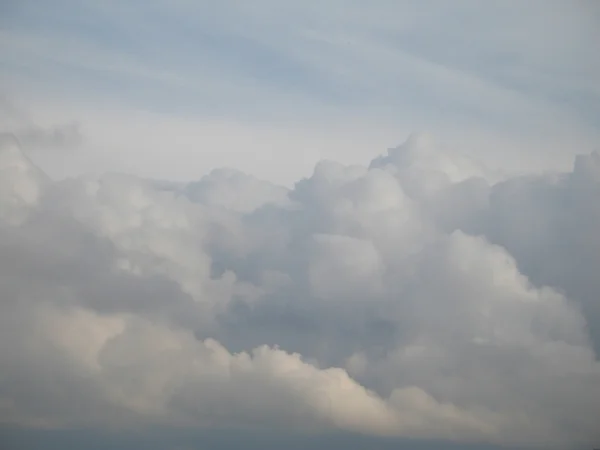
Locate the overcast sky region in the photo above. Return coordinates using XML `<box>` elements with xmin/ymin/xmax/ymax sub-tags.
<box><xmin>1</xmin><ymin>1</ymin><xmax>600</xmax><ymax>450</ymax></box>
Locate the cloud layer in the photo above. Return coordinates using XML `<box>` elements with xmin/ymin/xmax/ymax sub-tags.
<box><xmin>1</xmin><ymin>133</ymin><xmax>599</xmax><ymax>448</ymax></box>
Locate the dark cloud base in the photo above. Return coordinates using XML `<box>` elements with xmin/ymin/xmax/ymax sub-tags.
<box><xmin>0</xmin><ymin>427</ymin><xmax>529</xmax><ymax>450</ymax></box>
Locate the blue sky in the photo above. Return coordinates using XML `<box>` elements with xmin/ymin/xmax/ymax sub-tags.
<box><xmin>1</xmin><ymin>0</ymin><xmax>599</xmax><ymax>184</ymax></box>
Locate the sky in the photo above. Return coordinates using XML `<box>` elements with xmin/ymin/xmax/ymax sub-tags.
<box><xmin>1</xmin><ymin>1</ymin><xmax>600</xmax><ymax>450</ymax></box>
<box><xmin>1</xmin><ymin>0</ymin><xmax>599</xmax><ymax>183</ymax></box>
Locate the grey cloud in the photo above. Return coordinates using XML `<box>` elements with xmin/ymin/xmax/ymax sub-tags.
<box><xmin>449</xmin><ymin>151</ymin><xmax>600</xmax><ymax>353</ymax></box>
<box><xmin>0</xmin><ymin>95</ymin><xmax>31</xmax><ymax>126</ymax></box>
<box><xmin>0</xmin><ymin>135</ymin><xmax>599</xmax><ymax>449</ymax></box>
<box><xmin>183</xmin><ymin>168</ymin><xmax>290</xmax><ymax>212</ymax></box>
<box><xmin>13</xmin><ymin>123</ymin><xmax>83</xmax><ymax>152</ymax></box>
<box><xmin>0</xmin><ymin>427</ymin><xmax>532</xmax><ymax>450</ymax></box>
<box><xmin>0</xmin><ymin>96</ymin><xmax>82</xmax><ymax>153</ymax></box>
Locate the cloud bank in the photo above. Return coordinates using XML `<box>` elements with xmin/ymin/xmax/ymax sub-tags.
<box><xmin>0</xmin><ymin>133</ymin><xmax>599</xmax><ymax>449</ymax></box>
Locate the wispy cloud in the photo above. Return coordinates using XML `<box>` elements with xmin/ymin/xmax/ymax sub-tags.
<box><xmin>1</xmin><ymin>1</ymin><xmax>598</xmax><ymax>180</ymax></box>
<box><xmin>3</xmin><ymin>1</ymin><xmax>599</xmax><ymax>116</ymax></box>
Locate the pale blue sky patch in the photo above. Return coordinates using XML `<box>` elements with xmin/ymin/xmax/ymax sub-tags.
<box><xmin>1</xmin><ymin>0</ymin><xmax>599</xmax><ymax>183</ymax></box>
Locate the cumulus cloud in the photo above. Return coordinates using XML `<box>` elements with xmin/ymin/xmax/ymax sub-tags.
<box><xmin>0</xmin><ymin>133</ymin><xmax>599</xmax><ymax>448</ymax></box>
<box><xmin>182</xmin><ymin>168</ymin><xmax>290</xmax><ymax>213</ymax></box>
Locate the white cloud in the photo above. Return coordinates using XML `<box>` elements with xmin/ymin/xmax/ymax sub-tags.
<box><xmin>1</xmin><ymin>132</ymin><xmax>599</xmax><ymax>448</ymax></box>
<box><xmin>2</xmin><ymin>3</ymin><xmax>598</xmax><ymax>448</ymax></box>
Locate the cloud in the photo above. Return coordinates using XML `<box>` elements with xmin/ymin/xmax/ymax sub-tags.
<box><xmin>2</xmin><ymin>1</ymin><xmax>598</xmax><ymax>172</ymax></box>
<box><xmin>0</xmin><ymin>134</ymin><xmax>49</xmax><ymax>224</ymax></box>
<box><xmin>182</xmin><ymin>168</ymin><xmax>290</xmax><ymax>213</ymax></box>
<box><xmin>8</xmin><ymin>123</ymin><xmax>82</xmax><ymax>152</ymax></box>
<box><xmin>1</xmin><ymin>133</ymin><xmax>599</xmax><ymax>449</ymax></box>
<box><xmin>0</xmin><ymin>96</ymin><xmax>82</xmax><ymax>154</ymax></box>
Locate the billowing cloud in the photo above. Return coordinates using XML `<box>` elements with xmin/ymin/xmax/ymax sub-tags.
<box><xmin>0</xmin><ymin>133</ymin><xmax>599</xmax><ymax>449</ymax></box>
